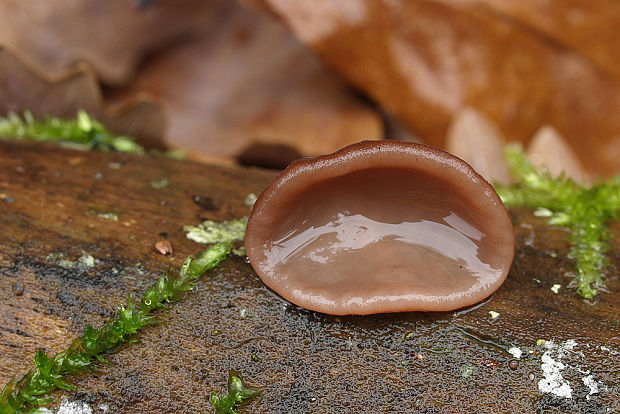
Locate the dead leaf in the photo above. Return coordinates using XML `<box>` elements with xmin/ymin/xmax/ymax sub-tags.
<box><xmin>0</xmin><ymin>0</ymin><xmax>216</xmax><ymax>86</ymax></box>
<box><xmin>461</xmin><ymin>0</ymin><xmax>620</xmax><ymax>83</ymax></box>
<box><xmin>446</xmin><ymin>108</ymin><xmax>511</xmax><ymax>185</ymax></box>
<box><xmin>108</xmin><ymin>0</ymin><xmax>382</xmax><ymax>168</ymax></box>
<box><xmin>527</xmin><ymin>125</ymin><xmax>589</xmax><ymax>183</ymax></box>
<box><xmin>0</xmin><ymin>46</ymin><xmax>166</xmax><ymax>149</ymax></box>
<box><xmin>259</xmin><ymin>0</ymin><xmax>620</xmax><ymax>176</ymax></box>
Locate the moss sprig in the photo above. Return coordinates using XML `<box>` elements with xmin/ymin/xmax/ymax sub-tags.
<box><xmin>494</xmin><ymin>144</ymin><xmax>620</xmax><ymax>299</ymax></box>
<box><xmin>0</xmin><ymin>243</ymin><xmax>232</xmax><ymax>414</ymax></box>
<box><xmin>209</xmin><ymin>371</ymin><xmax>261</xmax><ymax>414</ymax></box>
<box><xmin>0</xmin><ymin>110</ymin><xmax>143</xmax><ymax>153</ymax></box>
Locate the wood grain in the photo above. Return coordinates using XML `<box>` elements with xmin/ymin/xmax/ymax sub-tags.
<box><xmin>0</xmin><ymin>140</ymin><xmax>618</xmax><ymax>413</ymax></box>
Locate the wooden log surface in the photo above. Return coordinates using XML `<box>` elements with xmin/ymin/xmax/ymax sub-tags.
<box><xmin>0</xmin><ymin>140</ymin><xmax>618</xmax><ymax>413</ymax></box>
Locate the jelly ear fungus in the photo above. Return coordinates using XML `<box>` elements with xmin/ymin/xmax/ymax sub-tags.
<box><xmin>245</xmin><ymin>141</ymin><xmax>514</xmax><ymax>315</ymax></box>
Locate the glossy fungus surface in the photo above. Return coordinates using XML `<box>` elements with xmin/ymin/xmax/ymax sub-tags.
<box><xmin>245</xmin><ymin>141</ymin><xmax>514</xmax><ymax>315</ymax></box>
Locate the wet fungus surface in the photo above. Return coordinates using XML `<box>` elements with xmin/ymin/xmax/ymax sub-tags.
<box><xmin>245</xmin><ymin>141</ymin><xmax>514</xmax><ymax>315</ymax></box>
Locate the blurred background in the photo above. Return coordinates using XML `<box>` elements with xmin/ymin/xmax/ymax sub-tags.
<box><xmin>1</xmin><ymin>0</ymin><xmax>618</xmax><ymax>178</ymax></box>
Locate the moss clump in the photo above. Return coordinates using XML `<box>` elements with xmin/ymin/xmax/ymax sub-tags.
<box><xmin>210</xmin><ymin>371</ymin><xmax>261</xmax><ymax>414</ymax></box>
<box><xmin>0</xmin><ymin>110</ymin><xmax>143</xmax><ymax>153</ymax></box>
<box><xmin>494</xmin><ymin>144</ymin><xmax>620</xmax><ymax>299</ymax></box>
<box><xmin>0</xmin><ymin>243</ymin><xmax>231</xmax><ymax>413</ymax></box>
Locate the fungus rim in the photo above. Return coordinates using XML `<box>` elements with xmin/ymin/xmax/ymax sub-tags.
<box><xmin>245</xmin><ymin>140</ymin><xmax>515</xmax><ymax>315</ymax></box>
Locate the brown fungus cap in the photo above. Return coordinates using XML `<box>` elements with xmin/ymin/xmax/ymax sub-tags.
<box><xmin>245</xmin><ymin>141</ymin><xmax>514</xmax><ymax>315</ymax></box>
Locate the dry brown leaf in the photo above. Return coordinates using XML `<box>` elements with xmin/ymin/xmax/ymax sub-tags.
<box><xmin>110</xmin><ymin>0</ymin><xmax>382</xmax><ymax>167</ymax></box>
<box><xmin>0</xmin><ymin>46</ymin><xmax>166</xmax><ymax>149</ymax></box>
<box><xmin>259</xmin><ymin>0</ymin><xmax>620</xmax><ymax>176</ymax></box>
<box><xmin>459</xmin><ymin>0</ymin><xmax>620</xmax><ymax>83</ymax></box>
<box><xmin>0</xmin><ymin>0</ymin><xmax>216</xmax><ymax>86</ymax></box>
<box><xmin>526</xmin><ymin>125</ymin><xmax>589</xmax><ymax>184</ymax></box>
<box><xmin>445</xmin><ymin>107</ymin><xmax>511</xmax><ymax>184</ymax></box>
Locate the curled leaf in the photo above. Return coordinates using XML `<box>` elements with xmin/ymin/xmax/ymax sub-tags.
<box><xmin>111</xmin><ymin>0</ymin><xmax>382</xmax><ymax>167</ymax></box>
<box><xmin>0</xmin><ymin>0</ymin><xmax>216</xmax><ymax>86</ymax></box>
<box><xmin>260</xmin><ymin>0</ymin><xmax>620</xmax><ymax>176</ymax></box>
<box><xmin>0</xmin><ymin>46</ymin><xmax>166</xmax><ymax>150</ymax></box>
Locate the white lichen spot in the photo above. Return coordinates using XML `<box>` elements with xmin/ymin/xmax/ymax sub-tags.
<box><xmin>244</xmin><ymin>193</ymin><xmax>258</xmax><ymax>208</ymax></box>
<box><xmin>55</xmin><ymin>397</ymin><xmax>93</xmax><ymax>414</ymax></box>
<box><xmin>539</xmin><ymin>351</ymin><xmax>572</xmax><ymax>398</ymax></box>
<box><xmin>232</xmin><ymin>246</ymin><xmax>246</xmax><ymax>257</ymax></box>
<box><xmin>151</xmin><ymin>177</ymin><xmax>170</xmax><ymax>189</ymax></box>
<box><xmin>488</xmin><ymin>310</ymin><xmax>500</xmax><ymax>319</ymax></box>
<box><xmin>550</xmin><ymin>284</ymin><xmax>561</xmax><ymax>294</ymax></box>
<box><xmin>132</xmin><ymin>263</ymin><xmax>146</xmax><ymax>276</ymax></box>
<box><xmin>46</xmin><ymin>253</ymin><xmax>96</xmax><ymax>270</ymax></box>
<box><xmin>77</xmin><ymin>254</ymin><xmax>95</xmax><ymax>268</ymax></box>
<box><xmin>96</xmin><ymin>212</ymin><xmax>118</xmax><ymax>222</ymax></box>
<box><xmin>563</xmin><ymin>339</ymin><xmax>577</xmax><ymax>351</ymax></box>
<box><xmin>460</xmin><ymin>363</ymin><xmax>475</xmax><ymax>378</ymax></box>
<box><xmin>582</xmin><ymin>375</ymin><xmax>600</xmax><ymax>401</ymax></box>
<box><xmin>537</xmin><ymin>340</ymin><xmax>578</xmax><ymax>399</ymax></box>
<box><xmin>519</xmin><ymin>222</ymin><xmax>536</xmax><ymax>247</ymax></box>
<box><xmin>599</xmin><ymin>345</ymin><xmax>619</xmax><ymax>355</ymax></box>
<box><xmin>534</xmin><ymin>207</ymin><xmax>554</xmax><ymax>217</ymax></box>
<box><xmin>184</xmin><ymin>193</ymin><xmax>257</xmax><ymax>254</ymax></box>
<box><xmin>184</xmin><ymin>218</ymin><xmax>247</xmax><ymax>247</ymax></box>
<box><xmin>535</xmin><ymin>339</ymin><xmax>612</xmax><ymax>402</ymax></box>
<box><xmin>508</xmin><ymin>346</ymin><xmax>523</xmax><ymax>359</ymax></box>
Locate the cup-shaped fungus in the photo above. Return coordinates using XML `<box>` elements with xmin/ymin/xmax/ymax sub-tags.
<box><xmin>245</xmin><ymin>141</ymin><xmax>514</xmax><ymax>315</ymax></box>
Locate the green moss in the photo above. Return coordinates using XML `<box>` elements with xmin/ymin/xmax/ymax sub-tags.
<box><xmin>0</xmin><ymin>243</ymin><xmax>232</xmax><ymax>413</ymax></box>
<box><xmin>494</xmin><ymin>144</ymin><xmax>620</xmax><ymax>299</ymax></box>
<box><xmin>0</xmin><ymin>110</ymin><xmax>143</xmax><ymax>153</ymax></box>
<box><xmin>210</xmin><ymin>371</ymin><xmax>261</xmax><ymax>414</ymax></box>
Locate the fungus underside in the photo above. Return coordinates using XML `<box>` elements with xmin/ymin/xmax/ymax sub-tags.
<box><xmin>494</xmin><ymin>144</ymin><xmax>620</xmax><ymax>299</ymax></box>
<box><xmin>0</xmin><ymin>242</ymin><xmax>257</xmax><ymax>414</ymax></box>
<box><xmin>0</xmin><ymin>111</ymin><xmax>143</xmax><ymax>153</ymax></box>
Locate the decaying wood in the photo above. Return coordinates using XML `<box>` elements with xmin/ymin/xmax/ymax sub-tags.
<box><xmin>0</xmin><ymin>141</ymin><xmax>618</xmax><ymax>413</ymax></box>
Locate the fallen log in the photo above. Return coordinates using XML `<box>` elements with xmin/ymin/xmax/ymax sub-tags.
<box><xmin>0</xmin><ymin>141</ymin><xmax>618</xmax><ymax>412</ymax></box>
